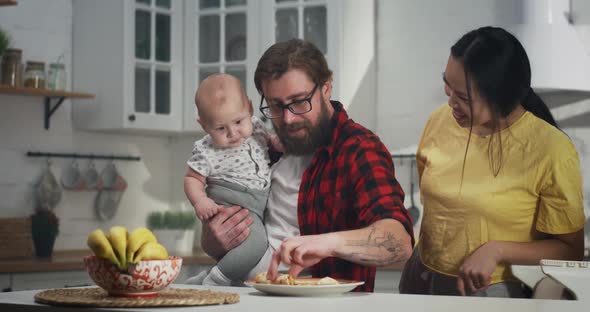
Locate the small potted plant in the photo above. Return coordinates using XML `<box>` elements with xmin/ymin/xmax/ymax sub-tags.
<box><xmin>0</xmin><ymin>27</ymin><xmax>10</xmax><ymax>57</ymax></box>
<box><xmin>147</xmin><ymin>211</ymin><xmax>196</xmax><ymax>255</ymax></box>
<box><xmin>31</xmin><ymin>208</ymin><xmax>60</xmax><ymax>258</ymax></box>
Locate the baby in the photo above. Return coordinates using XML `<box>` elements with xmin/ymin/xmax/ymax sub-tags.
<box><xmin>184</xmin><ymin>73</ymin><xmax>278</xmax><ymax>286</ymax></box>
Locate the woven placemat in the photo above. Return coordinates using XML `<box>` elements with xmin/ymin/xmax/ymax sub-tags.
<box><xmin>34</xmin><ymin>287</ymin><xmax>240</xmax><ymax>307</ymax></box>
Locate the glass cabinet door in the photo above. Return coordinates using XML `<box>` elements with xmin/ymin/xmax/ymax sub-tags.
<box><xmin>133</xmin><ymin>0</ymin><xmax>177</xmax><ymax>120</ymax></box>
<box><xmin>194</xmin><ymin>0</ymin><xmax>248</xmax><ymax>88</ymax></box>
<box><xmin>184</xmin><ymin>0</ymin><xmax>256</xmax><ymax>132</ymax></box>
<box><xmin>274</xmin><ymin>0</ymin><xmax>327</xmax><ymax>54</ymax></box>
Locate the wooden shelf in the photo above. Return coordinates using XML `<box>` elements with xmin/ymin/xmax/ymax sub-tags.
<box><xmin>0</xmin><ymin>85</ymin><xmax>94</xmax><ymax>98</ymax></box>
<box><xmin>0</xmin><ymin>0</ymin><xmax>17</xmax><ymax>6</ymax></box>
<box><xmin>0</xmin><ymin>85</ymin><xmax>95</xmax><ymax>129</ymax></box>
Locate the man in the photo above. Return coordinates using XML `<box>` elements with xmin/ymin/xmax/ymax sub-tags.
<box><xmin>198</xmin><ymin>39</ymin><xmax>413</xmax><ymax>292</ymax></box>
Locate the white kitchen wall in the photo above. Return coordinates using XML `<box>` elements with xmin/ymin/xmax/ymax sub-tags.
<box><xmin>0</xmin><ymin>0</ymin><xmax>180</xmax><ymax>250</ymax></box>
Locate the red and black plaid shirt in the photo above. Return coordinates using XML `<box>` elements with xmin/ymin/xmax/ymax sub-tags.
<box><xmin>297</xmin><ymin>101</ymin><xmax>413</xmax><ymax>292</ymax></box>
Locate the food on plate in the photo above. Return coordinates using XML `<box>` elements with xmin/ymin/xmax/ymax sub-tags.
<box><xmin>252</xmin><ymin>272</ymin><xmax>340</xmax><ymax>286</ymax></box>
<box><xmin>316</xmin><ymin>277</ymin><xmax>339</xmax><ymax>285</ymax></box>
<box><xmin>254</xmin><ymin>272</ymin><xmax>272</xmax><ymax>284</ymax></box>
<box><xmin>87</xmin><ymin>226</ymin><xmax>168</xmax><ymax>271</ymax></box>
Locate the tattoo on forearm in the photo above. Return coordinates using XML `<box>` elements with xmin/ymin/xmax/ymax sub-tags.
<box><xmin>345</xmin><ymin>224</ymin><xmax>406</xmax><ymax>266</ymax></box>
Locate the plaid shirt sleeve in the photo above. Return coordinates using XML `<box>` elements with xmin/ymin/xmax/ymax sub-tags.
<box><xmin>299</xmin><ymin>121</ymin><xmax>414</xmax><ymax>292</ymax></box>
<box><xmin>349</xmin><ymin>136</ymin><xmax>414</xmax><ymax>238</ymax></box>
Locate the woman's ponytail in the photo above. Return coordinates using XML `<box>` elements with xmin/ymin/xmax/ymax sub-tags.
<box><xmin>521</xmin><ymin>88</ymin><xmax>559</xmax><ymax>128</ymax></box>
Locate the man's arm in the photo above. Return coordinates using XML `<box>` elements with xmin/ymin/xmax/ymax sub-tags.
<box><xmin>267</xmin><ymin>219</ymin><xmax>412</xmax><ymax>280</ymax></box>
<box><xmin>200</xmin><ymin>206</ymin><xmax>253</xmax><ymax>260</ymax></box>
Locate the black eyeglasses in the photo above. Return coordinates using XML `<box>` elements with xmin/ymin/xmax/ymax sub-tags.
<box><xmin>259</xmin><ymin>84</ymin><xmax>318</xmax><ymax>119</ymax></box>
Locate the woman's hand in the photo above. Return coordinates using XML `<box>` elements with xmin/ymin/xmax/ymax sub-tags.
<box><xmin>457</xmin><ymin>241</ymin><xmax>501</xmax><ymax>295</ymax></box>
<box><xmin>200</xmin><ymin>205</ymin><xmax>253</xmax><ymax>260</ymax></box>
<box><xmin>266</xmin><ymin>233</ymin><xmax>340</xmax><ymax>281</ymax></box>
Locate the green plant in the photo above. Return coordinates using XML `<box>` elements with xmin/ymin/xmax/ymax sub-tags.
<box><xmin>0</xmin><ymin>27</ymin><xmax>10</xmax><ymax>56</ymax></box>
<box><xmin>31</xmin><ymin>209</ymin><xmax>60</xmax><ymax>238</ymax></box>
<box><xmin>147</xmin><ymin>211</ymin><xmax>196</xmax><ymax>230</ymax></box>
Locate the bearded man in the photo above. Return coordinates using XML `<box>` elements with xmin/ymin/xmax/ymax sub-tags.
<box><xmin>193</xmin><ymin>39</ymin><xmax>413</xmax><ymax>292</ymax></box>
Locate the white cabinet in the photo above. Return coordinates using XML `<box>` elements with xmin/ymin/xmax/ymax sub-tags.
<box><xmin>182</xmin><ymin>0</ymin><xmax>261</xmax><ymax>133</ymax></box>
<box><xmin>0</xmin><ymin>274</ymin><xmax>10</xmax><ymax>292</ymax></box>
<box><xmin>71</xmin><ymin>0</ymin><xmax>340</xmax><ymax>135</ymax></box>
<box><xmin>72</xmin><ymin>0</ymin><xmax>183</xmax><ymax>134</ymax></box>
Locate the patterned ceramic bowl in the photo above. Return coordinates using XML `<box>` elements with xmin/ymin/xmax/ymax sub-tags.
<box><xmin>84</xmin><ymin>255</ymin><xmax>182</xmax><ymax>297</ymax></box>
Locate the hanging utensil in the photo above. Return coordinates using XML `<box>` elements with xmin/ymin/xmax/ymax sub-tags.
<box><xmin>36</xmin><ymin>158</ymin><xmax>62</xmax><ymax>210</ymax></box>
<box><xmin>407</xmin><ymin>159</ymin><xmax>420</xmax><ymax>224</ymax></box>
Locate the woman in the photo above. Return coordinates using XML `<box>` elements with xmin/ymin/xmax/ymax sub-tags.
<box><xmin>399</xmin><ymin>26</ymin><xmax>585</xmax><ymax>298</ymax></box>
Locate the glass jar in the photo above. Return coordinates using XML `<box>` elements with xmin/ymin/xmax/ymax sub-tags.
<box><xmin>47</xmin><ymin>63</ymin><xmax>66</xmax><ymax>91</ymax></box>
<box><xmin>24</xmin><ymin>61</ymin><xmax>46</xmax><ymax>89</ymax></box>
<box><xmin>1</xmin><ymin>48</ymin><xmax>22</xmax><ymax>87</ymax></box>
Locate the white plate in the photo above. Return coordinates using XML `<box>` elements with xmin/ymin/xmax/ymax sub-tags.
<box><xmin>245</xmin><ymin>278</ymin><xmax>364</xmax><ymax>296</ymax></box>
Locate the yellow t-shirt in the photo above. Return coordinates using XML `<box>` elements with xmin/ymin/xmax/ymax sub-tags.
<box><xmin>417</xmin><ymin>104</ymin><xmax>585</xmax><ymax>284</ymax></box>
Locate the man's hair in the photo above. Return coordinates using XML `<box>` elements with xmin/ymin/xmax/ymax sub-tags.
<box><xmin>254</xmin><ymin>38</ymin><xmax>332</xmax><ymax>94</ymax></box>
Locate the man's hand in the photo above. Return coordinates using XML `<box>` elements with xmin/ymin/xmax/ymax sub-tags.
<box><xmin>266</xmin><ymin>234</ymin><xmax>340</xmax><ymax>281</ymax></box>
<box><xmin>457</xmin><ymin>241</ymin><xmax>500</xmax><ymax>295</ymax></box>
<box><xmin>200</xmin><ymin>205</ymin><xmax>253</xmax><ymax>260</ymax></box>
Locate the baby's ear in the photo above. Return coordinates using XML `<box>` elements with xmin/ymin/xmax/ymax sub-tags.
<box><xmin>248</xmin><ymin>99</ymin><xmax>253</xmax><ymax>115</ymax></box>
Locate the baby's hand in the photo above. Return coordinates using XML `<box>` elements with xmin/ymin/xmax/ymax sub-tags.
<box><xmin>194</xmin><ymin>198</ymin><xmax>221</xmax><ymax>221</ymax></box>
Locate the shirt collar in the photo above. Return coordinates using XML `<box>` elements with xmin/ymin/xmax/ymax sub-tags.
<box><xmin>318</xmin><ymin>100</ymin><xmax>348</xmax><ymax>158</ymax></box>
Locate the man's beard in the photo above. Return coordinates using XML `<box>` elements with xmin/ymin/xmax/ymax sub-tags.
<box><xmin>273</xmin><ymin>98</ymin><xmax>332</xmax><ymax>155</ymax></box>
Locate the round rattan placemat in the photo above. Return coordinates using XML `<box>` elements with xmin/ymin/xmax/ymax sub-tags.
<box><xmin>34</xmin><ymin>287</ymin><xmax>240</xmax><ymax>307</ymax></box>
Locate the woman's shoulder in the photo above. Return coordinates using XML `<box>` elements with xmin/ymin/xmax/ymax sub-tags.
<box><xmin>521</xmin><ymin>113</ymin><xmax>578</xmax><ymax>158</ymax></box>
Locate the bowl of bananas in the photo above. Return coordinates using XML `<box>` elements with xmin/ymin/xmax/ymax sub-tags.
<box><xmin>85</xmin><ymin>226</ymin><xmax>182</xmax><ymax>297</ymax></box>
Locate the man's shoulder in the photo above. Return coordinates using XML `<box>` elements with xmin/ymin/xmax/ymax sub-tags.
<box><xmin>335</xmin><ymin>119</ymin><xmax>388</xmax><ymax>154</ymax></box>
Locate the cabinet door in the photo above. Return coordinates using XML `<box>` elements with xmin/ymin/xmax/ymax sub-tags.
<box><xmin>259</xmin><ymin>0</ymin><xmax>340</xmax><ymax>98</ymax></box>
<box><xmin>182</xmin><ymin>0</ymin><xmax>260</xmax><ymax>133</ymax></box>
<box><xmin>126</xmin><ymin>0</ymin><xmax>183</xmax><ymax>132</ymax></box>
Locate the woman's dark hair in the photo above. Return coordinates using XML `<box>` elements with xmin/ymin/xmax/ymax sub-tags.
<box><xmin>451</xmin><ymin>26</ymin><xmax>558</xmax><ymax>177</ymax></box>
<box><xmin>254</xmin><ymin>38</ymin><xmax>332</xmax><ymax>94</ymax></box>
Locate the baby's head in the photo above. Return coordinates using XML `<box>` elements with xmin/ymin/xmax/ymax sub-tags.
<box><xmin>195</xmin><ymin>73</ymin><xmax>254</xmax><ymax>148</ymax></box>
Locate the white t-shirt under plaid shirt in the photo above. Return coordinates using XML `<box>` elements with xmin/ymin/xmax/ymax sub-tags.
<box><xmin>187</xmin><ymin>116</ymin><xmax>271</xmax><ymax>190</ymax></box>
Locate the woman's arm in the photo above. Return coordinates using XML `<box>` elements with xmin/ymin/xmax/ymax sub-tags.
<box><xmin>457</xmin><ymin>229</ymin><xmax>585</xmax><ymax>295</ymax></box>
<box><xmin>267</xmin><ymin>219</ymin><xmax>412</xmax><ymax>280</ymax></box>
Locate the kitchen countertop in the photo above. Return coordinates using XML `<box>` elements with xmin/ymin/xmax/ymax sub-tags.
<box><xmin>0</xmin><ymin>284</ymin><xmax>585</xmax><ymax>312</ymax></box>
<box><xmin>0</xmin><ymin>250</ymin><xmax>216</xmax><ymax>274</ymax></box>
<box><xmin>0</xmin><ymin>250</ymin><xmax>404</xmax><ymax>274</ymax></box>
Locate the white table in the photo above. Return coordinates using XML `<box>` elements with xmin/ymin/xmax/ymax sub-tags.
<box><xmin>0</xmin><ymin>284</ymin><xmax>585</xmax><ymax>312</ymax></box>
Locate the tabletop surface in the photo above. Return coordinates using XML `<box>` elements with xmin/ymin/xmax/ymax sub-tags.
<box><xmin>0</xmin><ymin>284</ymin><xmax>586</xmax><ymax>312</ymax></box>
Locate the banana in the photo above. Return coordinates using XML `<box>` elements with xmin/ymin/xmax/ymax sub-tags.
<box><xmin>87</xmin><ymin>229</ymin><xmax>121</xmax><ymax>268</ymax></box>
<box><xmin>131</xmin><ymin>241</ymin><xmax>169</xmax><ymax>263</ymax></box>
<box><xmin>108</xmin><ymin>226</ymin><xmax>128</xmax><ymax>270</ymax></box>
<box><xmin>126</xmin><ymin>227</ymin><xmax>158</xmax><ymax>264</ymax></box>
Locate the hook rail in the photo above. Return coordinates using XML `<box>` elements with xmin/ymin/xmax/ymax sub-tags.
<box><xmin>26</xmin><ymin>151</ymin><xmax>141</xmax><ymax>161</ymax></box>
